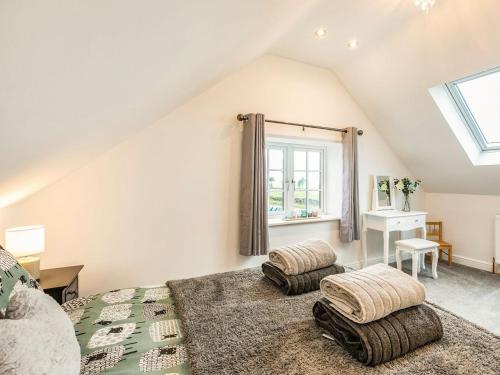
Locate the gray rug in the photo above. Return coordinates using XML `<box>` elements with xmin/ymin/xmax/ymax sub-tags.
<box><xmin>168</xmin><ymin>267</ymin><xmax>500</xmax><ymax>375</ymax></box>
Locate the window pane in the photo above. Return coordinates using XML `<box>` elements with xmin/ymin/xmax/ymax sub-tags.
<box><xmin>308</xmin><ymin>151</ymin><xmax>320</xmax><ymax>170</ymax></box>
<box><xmin>294</xmin><ymin>151</ymin><xmax>306</xmax><ymax>170</ymax></box>
<box><xmin>268</xmin><ymin>149</ymin><xmax>284</xmax><ymax>170</ymax></box>
<box><xmin>268</xmin><ymin>190</ymin><xmax>284</xmax><ymax>212</ymax></box>
<box><xmin>294</xmin><ymin>172</ymin><xmax>307</xmax><ymax>190</ymax></box>
<box><xmin>308</xmin><ymin>191</ymin><xmax>320</xmax><ymax>210</ymax></box>
<box><xmin>293</xmin><ymin>190</ymin><xmax>306</xmax><ymax>209</ymax></box>
<box><xmin>308</xmin><ymin>172</ymin><xmax>320</xmax><ymax>190</ymax></box>
<box><xmin>268</xmin><ymin>171</ymin><xmax>283</xmax><ymax>189</ymax></box>
<box><xmin>457</xmin><ymin>70</ymin><xmax>500</xmax><ymax>144</ymax></box>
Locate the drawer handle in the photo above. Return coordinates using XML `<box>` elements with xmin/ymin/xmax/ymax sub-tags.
<box><xmin>415</xmin><ymin>219</ymin><xmax>419</xmax><ymax>223</ymax></box>
<box><xmin>397</xmin><ymin>221</ymin><xmax>401</xmax><ymax>224</ymax></box>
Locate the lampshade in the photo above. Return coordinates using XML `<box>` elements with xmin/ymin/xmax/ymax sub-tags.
<box><xmin>5</xmin><ymin>225</ymin><xmax>45</xmax><ymax>257</ymax></box>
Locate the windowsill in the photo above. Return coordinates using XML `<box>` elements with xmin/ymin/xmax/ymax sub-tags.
<box><xmin>268</xmin><ymin>215</ymin><xmax>340</xmax><ymax>227</ymax></box>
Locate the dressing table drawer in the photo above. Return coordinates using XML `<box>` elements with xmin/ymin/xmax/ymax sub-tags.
<box><xmin>387</xmin><ymin>215</ymin><xmax>425</xmax><ymax>231</ymax></box>
<box><xmin>362</xmin><ymin>210</ymin><xmax>428</xmax><ymax>266</ymax></box>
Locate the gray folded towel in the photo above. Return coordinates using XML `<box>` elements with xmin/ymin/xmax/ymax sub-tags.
<box><xmin>320</xmin><ymin>263</ymin><xmax>426</xmax><ymax>323</ymax></box>
<box><xmin>262</xmin><ymin>262</ymin><xmax>345</xmax><ymax>295</ymax></box>
<box><xmin>313</xmin><ymin>298</ymin><xmax>443</xmax><ymax>366</ymax></box>
<box><xmin>268</xmin><ymin>239</ymin><xmax>337</xmax><ymax>275</ymax></box>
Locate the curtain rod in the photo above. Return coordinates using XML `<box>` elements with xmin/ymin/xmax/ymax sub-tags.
<box><xmin>236</xmin><ymin>114</ymin><xmax>363</xmax><ymax>136</ymax></box>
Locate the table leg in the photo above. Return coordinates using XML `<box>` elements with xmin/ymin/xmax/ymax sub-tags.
<box><xmin>432</xmin><ymin>248</ymin><xmax>438</xmax><ymax>279</ymax></box>
<box><xmin>396</xmin><ymin>247</ymin><xmax>402</xmax><ymax>270</ymax></box>
<box><xmin>420</xmin><ymin>225</ymin><xmax>427</xmax><ymax>270</ymax></box>
<box><xmin>412</xmin><ymin>252</ymin><xmax>419</xmax><ymax>280</ymax></box>
<box><xmin>361</xmin><ymin>216</ymin><xmax>368</xmax><ymax>268</ymax></box>
<box><xmin>383</xmin><ymin>230</ymin><xmax>389</xmax><ymax>265</ymax></box>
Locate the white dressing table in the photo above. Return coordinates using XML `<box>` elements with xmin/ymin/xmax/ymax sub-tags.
<box><xmin>362</xmin><ymin>210</ymin><xmax>428</xmax><ymax>265</ymax></box>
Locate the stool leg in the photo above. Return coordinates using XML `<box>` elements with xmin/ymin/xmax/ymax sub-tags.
<box><xmin>421</xmin><ymin>253</ymin><xmax>426</xmax><ymax>270</ymax></box>
<box><xmin>412</xmin><ymin>252</ymin><xmax>418</xmax><ymax>280</ymax></box>
<box><xmin>432</xmin><ymin>248</ymin><xmax>438</xmax><ymax>279</ymax></box>
<box><xmin>396</xmin><ymin>247</ymin><xmax>402</xmax><ymax>270</ymax></box>
<box><xmin>416</xmin><ymin>253</ymin><xmax>421</xmax><ymax>272</ymax></box>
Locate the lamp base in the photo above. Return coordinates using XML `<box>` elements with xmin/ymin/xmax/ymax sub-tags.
<box><xmin>18</xmin><ymin>256</ymin><xmax>40</xmax><ymax>280</ymax></box>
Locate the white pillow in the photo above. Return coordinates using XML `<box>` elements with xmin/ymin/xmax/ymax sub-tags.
<box><xmin>0</xmin><ymin>289</ymin><xmax>80</xmax><ymax>375</ymax></box>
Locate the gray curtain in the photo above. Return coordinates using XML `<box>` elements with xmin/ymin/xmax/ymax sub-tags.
<box><xmin>340</xmin><ymin>127</ymin><xmax>360</xmax><ymax>242</ymax></box>
<box><xmin>239</xmin><ymin>113</ymin><xmax>269</xmax><ymax>255</ymax></box>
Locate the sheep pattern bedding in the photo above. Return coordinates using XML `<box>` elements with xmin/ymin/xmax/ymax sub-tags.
<box><xmin>62</xmin><ymin>286</ymin><xmax>189</xmax><ymax>375</ymax></box>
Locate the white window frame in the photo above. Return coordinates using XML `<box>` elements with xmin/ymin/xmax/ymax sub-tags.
<box><xmin>266</xmin><ymin>144</ymin><xmax>287</xmax><ymax>216</ymax></box>
<box><xmin>266</xmin><ymin>140</ymin><xmax>327</xmax><ymax>217</ymax></box>
<box><xmin>445</xmin><ymin>66</ymin><xmax>500</xmax><ymax>152</ymax></box>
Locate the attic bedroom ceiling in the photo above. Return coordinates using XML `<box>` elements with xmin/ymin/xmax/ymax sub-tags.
<box><xmin>273</xmin><ymin>0</ymin><xmax>500</xmax><ymax>195</ymax></box>
<box><xmin>1</xmin><ymin>0</ymin><xmax>500</xmax><ymax>208</ymax></box>
<box><xmin>0</xmin><ymin>0</ymin><xmax>317</xmax><ymax>207</ymax></box>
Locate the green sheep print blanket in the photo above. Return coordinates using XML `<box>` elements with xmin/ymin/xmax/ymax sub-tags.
<box><xmin>62</xmin><ymin>286</ymin><xmax>189</xmax><ymax>375</ymax></box>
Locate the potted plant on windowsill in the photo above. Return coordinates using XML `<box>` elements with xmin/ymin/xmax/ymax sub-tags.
<box><xmin>394</xmin><ymin>178</ymin><xmax>421</xmax><ymax>212</ymax></box>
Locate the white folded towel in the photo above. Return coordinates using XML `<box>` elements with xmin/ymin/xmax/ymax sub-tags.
<box><xmin>320</xmin><ymin>263</ymin><xmax>426</xmax><ymax>323</ymax></box>
<box><xmin>268</xmin><ymin>239</ymin><xmax>337</xmax><ymax>275</ymax></box>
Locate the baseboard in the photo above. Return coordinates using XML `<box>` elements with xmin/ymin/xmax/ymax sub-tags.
<box><xmin>449</xmin><ymin>254</ymin><xmax>493</xmax><ymax>272</ymax></box>
<box><xmin>346</xmin><ymin>253</ymin><xmax>494</xmax><ymax>273</ymax></box>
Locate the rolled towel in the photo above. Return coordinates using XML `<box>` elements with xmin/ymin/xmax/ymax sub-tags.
<box><xmin>320</xmin><ymin>263</ymin><xmax>426</xmax><ymax>323</ymax></box>
<box><xmin>262</xmin><ymin>262</ymin><xmax>345</xmax><ymax>295</ymax></box>
<box><xmin>268</xmin><ymin>239</ymin><xmax>337</xmax><ymax>275</ymax></box>
<box><xmin>313</xmin><ymin>298</ymin><xmax>443</xmax><ymax>366</ymax></box>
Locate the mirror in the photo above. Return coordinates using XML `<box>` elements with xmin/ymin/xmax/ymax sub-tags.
<box><xmin>372</xmin><ymin>175</ymin><xmax>395</xmax><ymax>210</ymax></box>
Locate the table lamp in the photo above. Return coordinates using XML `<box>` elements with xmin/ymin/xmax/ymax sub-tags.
<box><xmin>5</xmin><ymin>225</ymin><xmax>45</xmax><ymax>280</ymax></box>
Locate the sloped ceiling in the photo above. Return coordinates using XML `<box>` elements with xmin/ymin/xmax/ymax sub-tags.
<box><xmin>274</xmin><ymin>0</ymin><xmax>500</xmax><ymax>194</ymax></box>
<box><xmin>0</xmin><ymin>0</ymin><xmax>317</xmax><ymax>207</ymax></box>
<box><xmin>2</xmin><ymin>0</ymin><xmax>500</xmax><ymax>207</ymax></box>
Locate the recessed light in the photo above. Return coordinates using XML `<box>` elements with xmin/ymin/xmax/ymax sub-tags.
<box><xmin>347</xmin><ymin>39</ymin><xmax>359</xmax><ymax>49</ymax></box>
<box><xmin>314</xmin><ymin>28</ymin><xmax>327</xmax><ymax>39</ymax></box>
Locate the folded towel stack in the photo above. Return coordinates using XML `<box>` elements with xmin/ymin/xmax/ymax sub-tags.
<box><xmin>313</xmin><ymin>263</ymin><xmax>443</xmax><ymax>366</ymax></box>
<box><xmin>262</xmin><ymin>239</ymin><xmax>344</xmax><ymax>295</ymax></box>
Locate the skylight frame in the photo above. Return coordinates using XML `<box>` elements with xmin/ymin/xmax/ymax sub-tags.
<box><xmin>445</xmin><ymin>66</ymin><xmax>500</xmax><ymax>152</ymax></box>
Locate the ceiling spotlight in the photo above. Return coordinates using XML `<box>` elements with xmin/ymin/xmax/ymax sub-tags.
<box><xmin>314</xmin><ymin>28</ymin><xmax>327</xmax><ymax>39</ymax></box>
<box><xmin>414</xmin><ymin>0</ymin><xmax>436</xmax><ymax>13</ymax></box>
<box><xmin>347</xmin><ymin>39</ymin><xmax>359</xmax><ymax>49</ymax></box>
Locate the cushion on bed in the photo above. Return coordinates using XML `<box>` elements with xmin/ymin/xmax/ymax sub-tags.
<box><xmin>0</xmin><ymin>245</ymin><xmax>41</xmax><ymax>316</ymax></box>
<box><xmin>0</xmin><ymin>288</ymin><xmax>80</xmax><ymax>375</ymax></box>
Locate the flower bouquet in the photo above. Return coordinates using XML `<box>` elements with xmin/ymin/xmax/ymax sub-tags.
<box><xmin>394</xmin><ymin>177</ymin><xmax>421</xmax><ymax>212</ymax></box>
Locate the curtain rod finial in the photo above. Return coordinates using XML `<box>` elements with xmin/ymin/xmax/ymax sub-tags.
<box><xmin>357</xmin><ymin>129</ymin><xmax>364</xmax><ymax>136</ymax></box>
<box><xmin>237</xmin><ymin>114</ymin><xmax>248</xmax><ymax>121</ymax></box>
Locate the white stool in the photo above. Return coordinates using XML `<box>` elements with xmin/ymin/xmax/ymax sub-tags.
<box><xmin>395</xmin><ymin>238</ymin><xmax>439</xmax><ymax>280</ymax></box>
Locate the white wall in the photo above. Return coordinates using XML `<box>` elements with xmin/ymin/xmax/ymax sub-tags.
<box><xmin>426</xmin><ymin>193</ymin><xmax>499</xmax><ymax>272</ymax></box>
<box><xmin>0</xmin><ymin>56</ymin><xmax>421</xmax><ymax>295</ymax></box>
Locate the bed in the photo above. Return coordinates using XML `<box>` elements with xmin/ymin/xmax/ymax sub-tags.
<box><xmin>62</xmin><ymin>286</ymin><xmax>190</xmax><ymax>375</ymax></box>
<box><xmin>62</xmin><ymin>269</ymin><xmax>500</xmax><ymax>375</ymax></box>
<box><xmin>2</xmin><ymin>240</ymin><xmax>498</xmax><ymax>374</ymax></box>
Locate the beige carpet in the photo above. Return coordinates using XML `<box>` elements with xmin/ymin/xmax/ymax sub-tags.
<box><xmin>168</xmin><ymin>267</ymin><xmax>500</xmax><ymax>375</ymax></box>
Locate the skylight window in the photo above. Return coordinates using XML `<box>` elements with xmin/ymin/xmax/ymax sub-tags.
<box><xmin>446</xmin><ymin>67</ymin><xmax>500</xmax><ymax>151</ymax></box>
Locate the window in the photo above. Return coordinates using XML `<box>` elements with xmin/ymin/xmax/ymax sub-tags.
<box><xmin>267</xmin><ymin>141</ymin><xmax>326</xmax><ymax>216</ymax></box>
<box><xmin>446</xmin><ymin>66</ymin><xmax>500</xmax><ymax>151</ymax></box>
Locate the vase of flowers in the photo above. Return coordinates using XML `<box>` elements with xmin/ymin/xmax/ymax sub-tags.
<box><xmin>394</xmin><ymin>178</ymin><xmax>421</xmax><ymax>212</ymax></box>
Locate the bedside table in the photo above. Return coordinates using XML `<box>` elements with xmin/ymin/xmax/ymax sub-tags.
<box><xmin>39</xmin><ymin>265</ymin><xmax>84</xmax><ymax>304</ymax></box>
